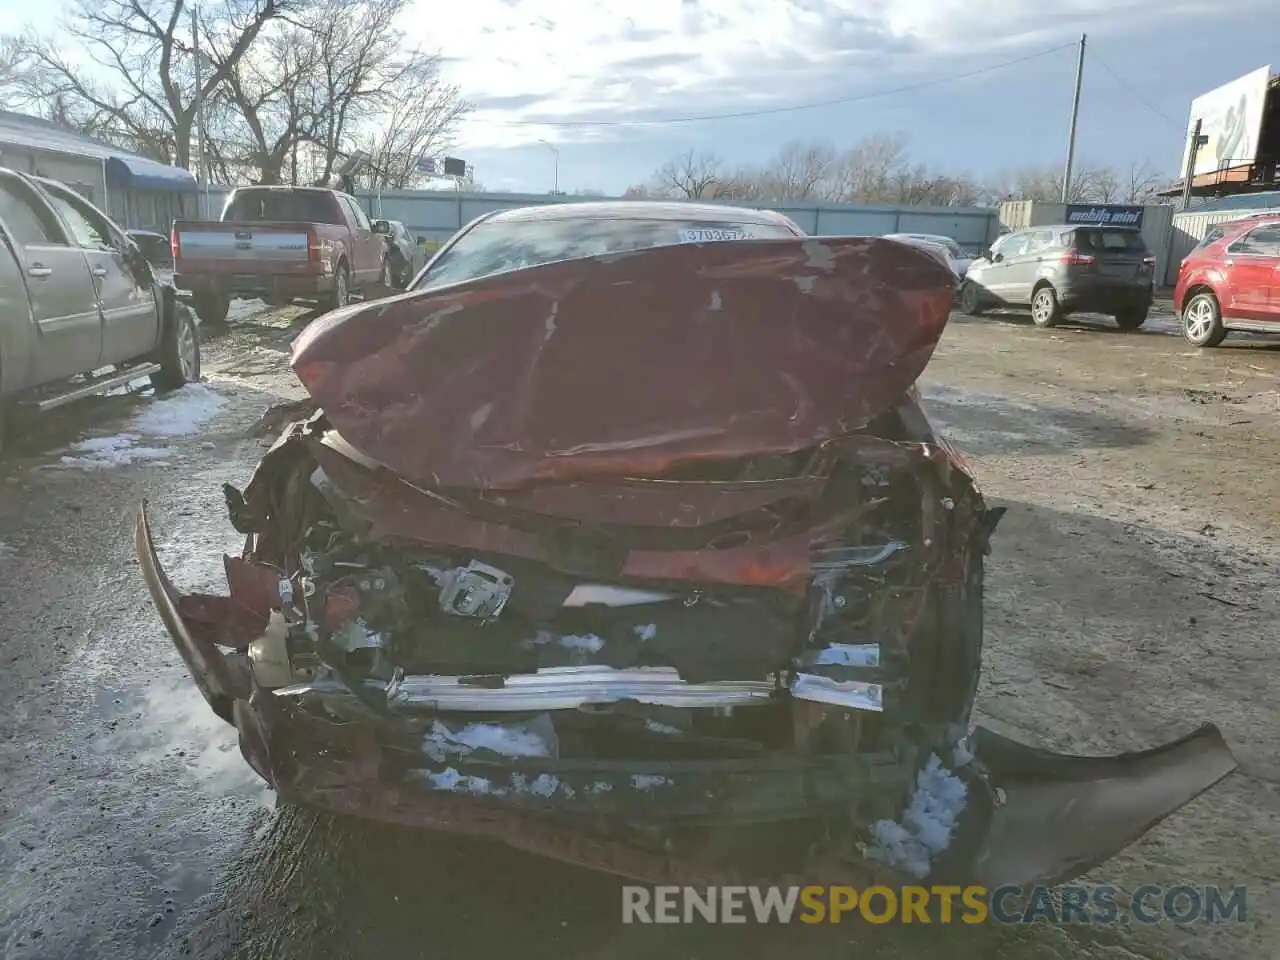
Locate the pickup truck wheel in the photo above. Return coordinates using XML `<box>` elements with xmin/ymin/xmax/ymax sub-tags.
<box><xmin>151</xmin><ymin>304</ymin><xmax>201</xmax><ymax>392</ymax></box>
<box><xmin>328</xmin><ymin>264</ymin><xmax>350</xmax><ymax>311</ymax></box>
<box><xmin>193</xmin><ymin>292</ymin><xmax>231</xmax><ymax>326</ymax></box>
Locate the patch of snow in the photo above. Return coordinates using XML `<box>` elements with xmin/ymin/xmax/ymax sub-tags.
<box><xmin>813</xmin><ymin>643</ymin><xmax>880</xmax><ymax>667</ymax></box>
<box><xmin>631</xmin><ymin>774</ymin><xmax>671</xmax><ymax>790</ymax></box>
<box><xmin>59</xmin><ymin>434</ymin><xmax>172</xmax><ymax>470</ymax></box>
<box><xmin>586</xmin><ymin>781</ymin><xmax>613</xmax><ymax>794</ymax></box>
<box><xmin>864</xmin><ymin>753</ymin><xmax>968</xmax><ymax>879</ymax></box>
<box><xmin>226</xmin><ymin>298</ymin><xmax>266</xmax><ymax>323</ymax></box>
<box><xmin>56</xmin><ymin>384</ymin><xmax>226</xmax><ymax>470</ymax></box>
<box><xmin>952</xmin><ymin>737</ymin><xmax>974</xmax><ymax>768</ymax></box>
<box><xmin>645</xmin><ymin>719</ymin><xmax>683</xmax><ymax>736</ymax></box>
<box><xmin>424</xmin><ymin>719</ymin><xmax>555</xmax><ymax>762</ymax></box>
<box><xmin>529</xmin><ymin>773</ymin><xmax>560</xmax><ymax>798</ymax></box>
<box><xmin>421</xmin><ymin>766</ymin><xmax>503</xmax><ymax>795</ymax></box>
<box><xmin>633</xmin><ymin>623</ymin><xmax>657</xmax><ymax>641</ymax></box>
<box><xmin>131</xmin><ymin>384</ymin><xmax>225</xmax><ymax>438</ymax></box>
<box><xmin>558</xmin><ymin>633</ymin><xmax>604</xmax><ymax>653</ymax></box>
<box><xmin>0</xmin><ymin>541</ymin><xmax>15</xmax><ymax>561</ymax></box>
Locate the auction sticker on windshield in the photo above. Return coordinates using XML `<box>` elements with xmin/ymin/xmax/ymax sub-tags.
<box><xmin>679</xmin><ymin>228</ymin><xmax>754</xmax><ymax>243</ymax></box>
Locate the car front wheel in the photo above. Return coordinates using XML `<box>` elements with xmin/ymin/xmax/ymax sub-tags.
<box><xmin>959</xmin><ymin>281</ymin><xmax>984</xmax><ymax>316</ymax></box>
<box><xmin>152</xmin><ymin>302</ymin><xmax>201</xmax><ymax>392</ymax></box>
<box><xmin>1182</xmin><ymin>292</ymin><xmax>1227</xmax><ymax>348</ymax></box>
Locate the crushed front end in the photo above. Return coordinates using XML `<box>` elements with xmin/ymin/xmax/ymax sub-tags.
<box><xmin>137</xmin><ymin>235</ymin><xmax>1237</xmax><ymax>888</ymax></box>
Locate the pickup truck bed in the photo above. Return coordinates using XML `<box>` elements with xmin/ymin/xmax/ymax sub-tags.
<box><xmin>173</xmin><ymin>187</ymin><xmax>389</xmax><ymax>324</ymax></box>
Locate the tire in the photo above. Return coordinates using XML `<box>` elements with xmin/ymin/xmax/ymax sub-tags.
<box><xmin>1030</xmin><ymin>284</ymin><xmax>1062</xmax><ymax>328</ymax></box>
<box><xmin>1114</xmin><ymin>307</ymin><xmax>1148</xmax><ymax>330</ymax></box>
<box><xmin>327</xmin><ymin>263</ymin><xmax>350</xmax><ymax>311</ymax></box>
<box><xmin>1182</xmin><ymin>291</ymin><xmax>1227</xmax><ymax>348</ymax></box>
<box><xmin>151</xmin><ymin>302</ymin><xmax>201</xmax><ymax>392</ymax></box>
<box><xmin>192</xmin><ymin>292</ymin><xmax>231</xmax><ymax>326</ymax></box>
<box><xmin>959</xmin><ymin>281</ymin><xmax>984</xmax><ymax>316</ymax></box>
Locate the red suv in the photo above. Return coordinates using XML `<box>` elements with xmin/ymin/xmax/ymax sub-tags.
<box><xmin>1176</xmin><ymin>213</ymin><xmax>1280</xmax><ymax>347</ymax></box>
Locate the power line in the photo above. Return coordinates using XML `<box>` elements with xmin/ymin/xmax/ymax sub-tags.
<box><xmin>480</xmin><ymin>41</ymin><xmax>1079</xmax><ymax>128</ymax></box>
<box><xmin>1090</xmin><ymin>52</ymin><xmax>1183</xmax><ymax>128</ymax></box>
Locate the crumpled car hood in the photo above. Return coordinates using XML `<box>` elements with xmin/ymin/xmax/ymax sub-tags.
<box><xmin>291</xmin><ymin>236</ymin><xmax>956</xmax><ymax>490</ymax></box>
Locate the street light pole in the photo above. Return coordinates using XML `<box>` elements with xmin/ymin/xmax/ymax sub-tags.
<box><xmin>539</xmin><ymin>140</ymin><xmax>559</xmax><ymax>194</ymax></box>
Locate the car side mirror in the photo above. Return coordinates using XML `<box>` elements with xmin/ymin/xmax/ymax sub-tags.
<box><xmin>372</xmin><ymin>220</ymin><xmax>390</xmax><ymax>235</ymax></box>
<box><xmin>991</xmin><ymin>252</ymin><xmax>1004</xmax><ymax>263</ymax></box>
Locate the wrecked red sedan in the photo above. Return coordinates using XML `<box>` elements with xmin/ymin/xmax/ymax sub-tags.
<box><xmin>137</xmin><ymin>202</ymin><xmax>1237</xmax><ymax>888</ymax></box>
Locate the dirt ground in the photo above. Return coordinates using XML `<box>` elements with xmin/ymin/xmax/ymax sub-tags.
<box><xmin>0</xmin><ymin>298</ymin><xmax>1276</xmax><ymax>960</ymax></box>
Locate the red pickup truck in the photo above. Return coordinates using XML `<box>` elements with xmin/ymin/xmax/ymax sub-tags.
<box><xmin>172</xmin><ymin>186</ymin><xmax>390</xmax><ymax>324</ymax></box>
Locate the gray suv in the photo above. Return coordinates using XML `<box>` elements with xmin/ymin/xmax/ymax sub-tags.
<box><xmin>959</xmin><ymin>225</ymin><xmax>1156</xmax><ymax>329</ymax></box>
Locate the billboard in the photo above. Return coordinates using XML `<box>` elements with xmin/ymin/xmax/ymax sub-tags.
<box><xmin>1181</xmin><ymin>66</ymin><xmax>1272</xmax><ymax>177</ymax></box>
<box><xmin>1064</xmin><ymin>204</ymin><xmax>1144</xmax><ymax>228</ymax></box>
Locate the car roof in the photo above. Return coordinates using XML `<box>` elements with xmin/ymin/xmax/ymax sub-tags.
<box><xmin>887</xmin><ymin>232</ymin><xmax>957</xmax><ymax>242</ymax></box>
<box><xmin>1221</xmin><ymin>213</ymin><xmax>1280</xmax><ymax>229</ymax></box>
<box><xmin>482</xmin><ymin>200</ymin><xmax>799</xmax><ymax>228</ymax></box>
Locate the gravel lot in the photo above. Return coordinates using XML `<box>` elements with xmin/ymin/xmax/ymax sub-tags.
<box><xmin>0</xmin><ymin>300</ymin><xmax>1275</xmax><ymax>960</ymax></box>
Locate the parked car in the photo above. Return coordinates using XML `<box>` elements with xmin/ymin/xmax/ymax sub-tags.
<box><xmin>137</xmin><ymin>201</ymin><xmax>1235</xmax><ymax>889</ymax></box>
<box><xmin>883</xmin><ymin>233</ymin><xmax>973</xmax><ymax>280</ymax></box>
<box><xmin>372</xmin><ymin>218</ymin><xmax>425</xmax><ymax>287</ymax></box>
<box><xmin>0</xmin><ymin>168</ymin><xmax>200</xmax><ymax>456</ymax></box>
<box><xmin>172</xmin><ymin>186</ymin><xmax>390</xmax><ymax>325</ymax></box>
<box><xmin>1174</xmin><ymin>214</ymin><xmax>1280</xmax><ymax>348</ymax></box>
<box><xmin>959</xmin><ymin>224</ymin><xmax>1156</xmax><ymax>329</ymax></box>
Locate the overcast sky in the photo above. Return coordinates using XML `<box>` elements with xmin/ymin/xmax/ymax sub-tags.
<box><xmin>0</xmin><ymin>0</ymin><xmax>1273</xmax><ymax>194</ymax></box>
<box><xmin>435</xmin><ymin>0</ymin><xmax>1274</xmax><ymax>193</ymax></box>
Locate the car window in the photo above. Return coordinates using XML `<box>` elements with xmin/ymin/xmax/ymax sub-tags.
<box><xmin>224</xmin><ymin>190</ymin><xmax>343</xmax><ymax>224</ymax></box>
<box><xmin>1228</xmin><ymin>224</ymin><xmax>1280</xmax><ymax>257</ymax></box>
<box><xmin>1192</xmin><ymin>226</ymin><xmax>1226</xmax><ymax>252</ymax></box>
<box><xmin>1073</xmin><ymin>229</ymin><xmax>1146</xmax><ymax>253</ymax></box>
<box><xmin>414</xmin><ymin>216</ymin><xmax>799</xmax><ymax>291</ymax></box>
<box><xmin>0</xmin><ymin>178</ymin><xmax>64</xmax><ymax>246</ymax></box>
<box><xmin>1026</xmin><ymin>231</ymin><xmax>1054</xmax><ymax>254</ymax></box>
<box><xmin>996</xmin><ymin>234</ymin><xmax>1028</xmax><ymax>258</ymax></box>
<box><xmin>43</xmin><ymin>187</ymin><xmax>116</xmax><ymax>251</ymax></box>
<box><xmin>344</xmin><ymin>197</ymin><xmax>372</xmax><ymax>231</ymax></box>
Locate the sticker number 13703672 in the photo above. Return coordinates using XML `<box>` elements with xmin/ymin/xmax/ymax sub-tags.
<box><xmin>678</xmin><ymin>228</ymin><xmax>754</xmax><ymax>243</ymax></box>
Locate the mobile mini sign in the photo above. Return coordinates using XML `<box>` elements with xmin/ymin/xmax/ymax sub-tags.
<box><xmin>1063</xmin><ymin>204</ymin><xmax>1145</xmax><ymax>228</ymax></box>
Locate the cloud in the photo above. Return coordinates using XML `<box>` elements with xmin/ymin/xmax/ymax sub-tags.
<box><xmin>430</xmin><ymin>0</ymin><xmax>1259</xmax><ymax>151</ymax></box>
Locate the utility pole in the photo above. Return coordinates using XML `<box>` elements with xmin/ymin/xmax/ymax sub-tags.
<box><xmin>1162</xmin><ymin>117</ymin><xmax>1209</xmax><ymax>284</ymax></box>
<box><xmin>539</xmin><ymin>140</ymin><xmax>559</xmax><ymax>194</ymax></box>
<box><xmin>1179</xmin><ymin>118</ymin><xmax>1206</xmax><ymax>211</ymax></box>
<box><xmin>1060</xmin><ymin>33</ymin><xmax>1086</xmax><ymax>204</ymax></box>
<box><xmin>191</xmin><ymin>5</ymin><xmax>210</xmax><ymax>218</ymax></box>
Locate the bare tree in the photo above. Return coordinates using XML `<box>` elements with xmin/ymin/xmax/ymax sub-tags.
<box><xmin>757</xmin><ymin>139</ymin><xmax>839</xmax><ymax>201</ymax></box>
<box><xmin>1124</xmin><ymin>160</ymin><xmax>1162</xmax><ymax>203</ymax></box>
<box><xmin>652</xmin><ymin>149</ymin><xmax>725</xmax><ymax>198</ymax></box>
<box><xmin>832</xmin><ymin>133</ymin><xmax>910</xmax><ymax>203</ymax></box>
<box><xmin>7</xmin><ymin>0</ymin><xmax>293</xmax><ymax>166</ymax></box>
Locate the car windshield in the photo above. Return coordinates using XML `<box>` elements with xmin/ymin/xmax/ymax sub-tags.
<box><xmin>223</xmin><ymin>190</ymin><xmax>342</xmax><ymax>225</ymax></box>
<box><xmin>1073</xmin><ymin>229</ymin><xmax>1146</xmax><ymax>253</ymax></box>
<box><xmin>415</xmin><ymin>215</ymin><xmax>797</xmax><ymax>291</ymax></box>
